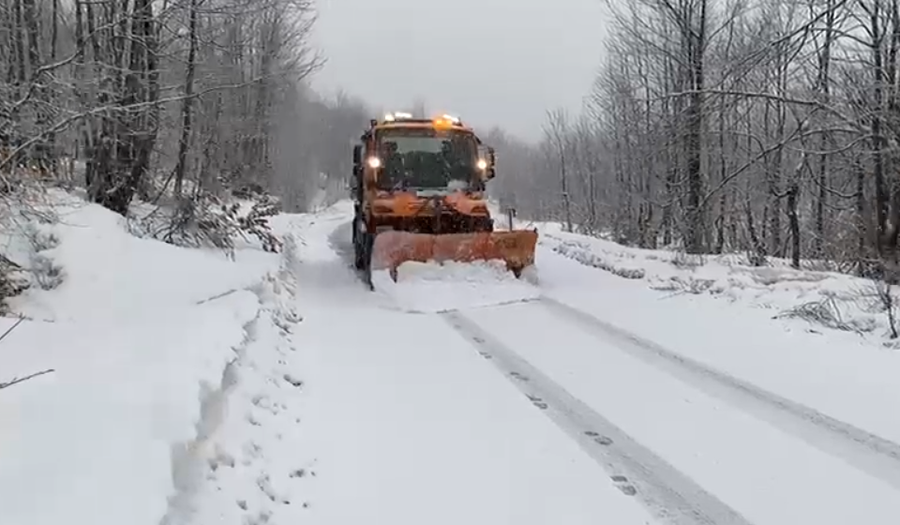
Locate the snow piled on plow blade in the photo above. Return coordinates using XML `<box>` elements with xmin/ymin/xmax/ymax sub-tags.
<box><xmin>371</xmin><ymin>259</ymin><xmax>540</xmax><ymax>313</ymax></box>
<box><xmin>371</xmin><ymin>229</ymin><xmax>538</xmax><ymax>276</ymax></box>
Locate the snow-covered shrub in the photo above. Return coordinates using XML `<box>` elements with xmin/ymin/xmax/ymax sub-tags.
<box><xmin>0</xmin><ymin>186</ymin><xmax>66</xmax><ymax>308</ymax></box>
<box><xmin>28</xmin><ymin>253</ymin><xmax>62</xmax><ymax>290</ymax></box>
<box><xmin>650</xmin><ymin>275</ymin><xmax>716</xmax><ymax>295</ymax></box>
<box><xmin>22</xmin><ymin>222</ymin><xmax>64</xmax><ymax>290</ymax></box>
<box><xmin>671</xmin><ymin>250</ymin><xmax>706</xmax><ymax>269</ymax></box>
<box><xmin>548</xmin><ymin>238</ymin><xmax>646</xmax><ymax>279</ymax></box>
<box><xmin>0</xmin><ymin>256</ymin><xmax>29</xmax><ymax>312</ymax></box>
<box><xmin>774</xmin><ymin>296</ymin><xmax>862</xmax><ymax>332</ymax></box>
<box><xmin>140</xmin><ymin>191</ymin><xmax>283</xmax><ymax>257</ymax></box>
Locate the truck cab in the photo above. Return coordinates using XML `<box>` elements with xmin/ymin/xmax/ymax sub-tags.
<box><xmin>352</xmin><ymin>113</ymin><xmax>495</xmax><ymax>200</ymax></box>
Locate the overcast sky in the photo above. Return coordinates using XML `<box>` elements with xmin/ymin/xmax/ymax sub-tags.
<box><xmin>310</xmin><ymin>0</ymin><xmax>610</xmax><ymax>142</ymax></box>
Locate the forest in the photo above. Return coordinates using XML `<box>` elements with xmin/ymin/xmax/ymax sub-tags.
<box><xmin>0</xmin><ymin>0</ymin><xmax>370</xmax><ymax>223</ymax></box>
<box><xmin>2</xmin><ymin>0</ymin><xmax>898</xmax><ymax>278</ymax></box>
<box><xmin>493</xmin><ymin>0</ymin><xmax>899</xmax><ymax>278</ymax></box>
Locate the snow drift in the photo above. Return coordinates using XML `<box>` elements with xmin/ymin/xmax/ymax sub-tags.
<box><xmin>0</xmin><ymin>190</ymin><xmax>287</xmax><ymax>525</ymax></box>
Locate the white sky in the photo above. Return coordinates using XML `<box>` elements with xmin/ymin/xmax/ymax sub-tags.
<box><xmin>310</xmin><ymin>0</ymin><xmax>610</xmax><ymax>142</ymax></box>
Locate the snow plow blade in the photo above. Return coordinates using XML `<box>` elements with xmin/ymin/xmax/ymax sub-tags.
<box><xmin>371</xmin><ymin>230</ymin><xmax>538</xmax><ymax>280</ymax></box>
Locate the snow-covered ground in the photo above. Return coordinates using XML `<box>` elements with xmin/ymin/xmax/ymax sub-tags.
<box><xmin>531</xmin><ymin>222</ymin><xmax>900</xmax><ymax>446</ymax></box>
<box><xmin>0</xmin><ymin>190</ymin><xmax>295</xmax><ymax>525</ymax></box>
<box><xmin>272</xmin><ymin>203</ymin><xmax>900</xmax><ymax>524</ymax></box>
<box><xmin>4</xmin><ymin>194</ymin><xmax>900</xmax><ymax>525</ymax></box>
<box><xmin>537</xmin><ymin>222</ymin><xmax>893</xmax><ymax>339</ymax></box>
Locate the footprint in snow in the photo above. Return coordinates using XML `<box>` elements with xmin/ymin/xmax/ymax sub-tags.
<box><xmin>208</xmin><ymin>451</ymin><xmax>236</xmax><ymax>471</ymax></box>
<box><xmin>283</xmin><ymin>374</ymin><xmax>303</xmax><ymax>388</ymax></box>
<box><xmin>252</xmin><ymin>394</ymin><xmax>281</xmax><ymax>415</ymax></box>
<box><xmin>243</xmin><ymin>441</ymin><xmax>264</xmax><ymax>460</ymax></box>
<box><xmin>257</xmin><ymin>474</ymin><xmax>290</xmax><ymax>505</ymax></box>
<box><xmin>246</xmin><ymin>510</ymin><xmax>272</xmax><ymax>525</ymax></box>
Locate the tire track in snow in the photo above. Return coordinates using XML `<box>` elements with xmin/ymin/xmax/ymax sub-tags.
<box><xmin>539</xmin><ymin>297</ymin><xmax>900</xmax><ymax>491</ymax></box>
<box><xmin>442</xmin><ymin>310</ymin><xmax>753</xmax><ymax>525</ymax></box>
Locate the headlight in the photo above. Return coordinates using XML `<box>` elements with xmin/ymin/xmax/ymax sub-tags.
<box><xmin>476</xmin><ymin>158</ymin><xmax>488</xmax><ymax>170</ymax></box>
<box><xmin>367</xmin><ymin>156</ymin><xmax>382</xmax><ymax>168</ymax></box>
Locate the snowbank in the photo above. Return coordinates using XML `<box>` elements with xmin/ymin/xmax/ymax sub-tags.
<box><xmin>0</xmin><ymin>190</ymin><xmax>282</xmax><ymax>525</ymax></box>
<box><xmin>538</xmin><ymin>228</ymin><xmax>896</xmax><ymax>341</ymax></box>
<box><xmin>162</xmin><ymin>242</ymin><xmax>305</xmax><ymax>525</ymax></box>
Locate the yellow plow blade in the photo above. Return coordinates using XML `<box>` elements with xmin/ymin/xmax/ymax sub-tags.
<box><xmin>371</xmin><ymin>229</ymin><xmax>538</xmax><ymax>280</ymax></box>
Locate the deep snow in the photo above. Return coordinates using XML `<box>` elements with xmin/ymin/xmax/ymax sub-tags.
<box><xmin>4</xmin><ymin>194</ymin><xmax>900</xmax><ymax>525</ymax></box>
<box><xmin>0</xmin><ymin>191</ymin><xmax>290</xmax><ymax>525</ymax></box>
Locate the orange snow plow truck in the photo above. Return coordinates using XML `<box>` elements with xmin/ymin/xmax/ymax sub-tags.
<box><xmin>350</xmin><ymin>112</ymin><xmax>537</xmax><ymax>286</ymax></box>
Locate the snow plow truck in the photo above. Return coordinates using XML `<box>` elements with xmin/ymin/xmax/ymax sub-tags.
<box><xmin>350</xmin><ymin>112</ymin><xmax>538</xmax><ymax>287</ymax></box>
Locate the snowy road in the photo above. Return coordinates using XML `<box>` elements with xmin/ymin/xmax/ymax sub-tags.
<box><xmin>286</xmin><ymin>213</ymin><xmax>658</xmax><ymax>524</ymax></box>
<box><xmin>282</xmin><ymin>204</ymin><xmax>900</xmax><ymax>525</ymax></box>
<box><xmin>451</xmin><ymin>302</ymin><xmax>900</xmax><ymax>524</ymax></box>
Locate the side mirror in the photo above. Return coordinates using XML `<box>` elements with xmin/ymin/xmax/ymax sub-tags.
<box><xmin>352</xmin><ymin>144</ymin><xmax>362</xmax><ymax>166</ymax></box>
<box><xmin>486</xmin><ymin>146</ymin><xmax>496</xmax><ymax>179</ymax></box>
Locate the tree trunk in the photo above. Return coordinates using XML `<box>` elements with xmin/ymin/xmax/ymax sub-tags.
<box><xmin>173</xmin><ymin>0</ymin><xmax>199</xmax><ymax>198</ymax></box>
<box><xmin>684</xmin><ymin>0</ymin><xmax>707</xmax><ymax>254</ymax></box>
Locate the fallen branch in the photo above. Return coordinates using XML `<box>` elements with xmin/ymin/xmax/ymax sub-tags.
<box><xmin>0</xmin><ymin>315</ymin><xmax>25</xmax><ymax>344</ymax></box>
<box><xmin>0</xmin><ymin>315</ymin><xmax>54</xmax><ymax>391</ymax></box>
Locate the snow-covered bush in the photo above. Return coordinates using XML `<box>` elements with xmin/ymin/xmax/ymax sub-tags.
<box><xmin>134</xmin><ymin>191</ymin><xmax>283</xmax><ymax>257</ymax></box>
<box><xmin>671</xmin><ymin>251</ymin><xmax>706</xmax><ymax>269</ymax></box>
<box><xmin>0</xmin><ymin>257</ymin><xmax>29</xmax><ymax>312</ymax></box>
<box><xmin>22</xmin><ymin>222</ymin><xmax>64</xmax><ymax>291</ymax></box>
<box><xmin>544</xmin><ymin>235</ymin><xmax>646</xmax><ymax>279</ymax></box>
<box><xmin>0</xmin><ymin>185</ymin><xmax>66</xmax><ymax>310</ymax></box>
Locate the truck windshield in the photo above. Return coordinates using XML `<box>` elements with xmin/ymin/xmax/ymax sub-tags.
<box><xmin>375</xmin><ymin>127</ymin><xmax>479</xmax><ymax>190</ymax></box>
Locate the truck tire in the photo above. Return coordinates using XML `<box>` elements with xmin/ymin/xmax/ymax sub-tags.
<box><xmin>361</xmin><ymin>231</ymin><xmax>375</xmax><ymax>290</ymax></box>
<box><xmin>353</xmin><ymin>215</ymin><xmax>367</xmax><ymax>270</ymax></box>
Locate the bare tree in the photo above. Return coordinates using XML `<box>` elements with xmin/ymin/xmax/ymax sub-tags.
<box><xmin>543</xmin><ymin>108</ymin><xmax>573</xmax><ymax>233</ymax></box>
<box><xmin>494</xmin><ymin>0</ymin><xmax>891</xmax><ymax>279</ymax></box>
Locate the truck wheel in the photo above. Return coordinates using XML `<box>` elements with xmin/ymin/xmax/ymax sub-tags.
<box><xmin>353</xmin><ymin>217</ymin><xmax>368</xmax><ymax>270</ymax></box>
<box><xmin>361</xmin><ymin>231</ymin><xmax>375</xmax><ymax>290</ymax></box>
